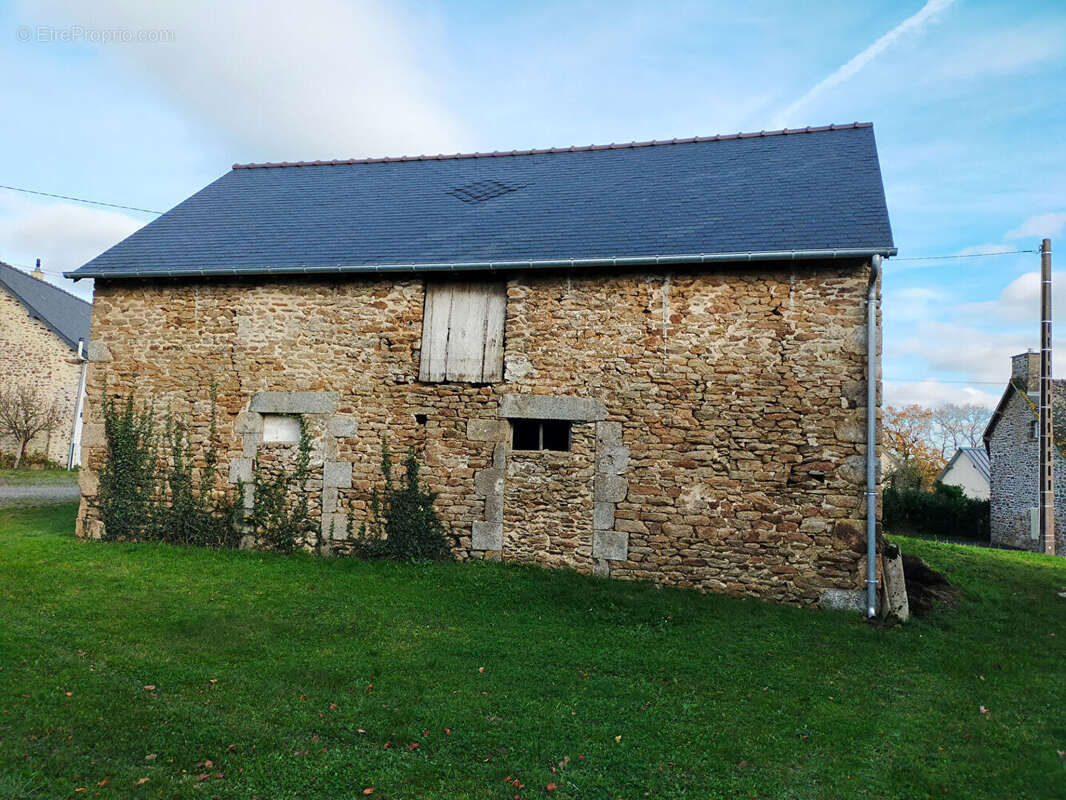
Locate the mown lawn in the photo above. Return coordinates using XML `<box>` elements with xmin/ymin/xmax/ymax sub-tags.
<box><xmin>1</xmin><ymin>504</ymin><xmax>1064</xmax><ymax>799</ymax></box>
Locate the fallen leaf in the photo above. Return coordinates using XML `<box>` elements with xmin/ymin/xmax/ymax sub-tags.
<box><xmin>209</xmin><ymin>679</ymin><xmax>218</xmax><ymax>684</ymax></box>
<box><xmin>226</xmin><ymin>744</ymin><xmax>236</xmax><ymax>753</ymax></box>
<box><xmin>445</xmin><ymin>728</ymin><xmax>451</xmax><ymax>735</ymax></box>
<box><xmin>329</xmin><ymin>703</ymin><xmax>339</xmax><ymax>710</ymax></box>
<box><xmin>980</xmin><ymin>706</ymin><xmax>989</xmax><ymax>716</ymax></box>
<box><xmin>363</xmin><ymin>789</ymin><xmax>374</xmax><ymax>796</ymax></box>
<box><xmin>408</xmin><ymin>741</ymin><xmax>419</xmax><ymax>751</ymax></box>
<box><xmin>134</xmin><ymin>777</ymin><xmax>150</xmax><ymax>786</ymax></box>
<box><xmin>98</xmin><ymin>779</ymin><xmax>110</xmax><ymax>786</ymax></box>
<box><xmin>1057</xmin><ymin>750</ymin><xmax>1065</xmax><ymax>759</ymax></box>
<box><xmin>75</xmin><ymin>789</ymin><xmax>86</xmax><ymax>794</ymax></box>
<box><xmin>357</xmin><ymin>729</ymin><xmax>367</xmax><ymax>735</ymax></box>
<box><xmin>143</xmin><ymin>685</ymin><xmax>155</xmax><ymax>691</ymax></box>
<box><xmin>65</xmin><ymin>691</ymin><xmax>72</xmax><ymax>697</ymax></box>
<box><xmin>547</xmin><ymin>782</ymin><xmax>557</xmax><ymax>791</ymax></box>
<box><xmin>614</xmin><ymin>735</ymin><xmax>622</xmax><ymax>743</ymax></box>
<box><xmin>204</xmin><ymin>760</ymin><xmax>213</xmax><ymax>768</ymax></box>
<box><xmin>144</xmin><ymin>753</ymin><xmax>157</xmax><ymax>761</ymax></box>
<box><xmin>197</xmin><ymin>773</ymin><xmax>209</xmax><ymax>782</ymax></box>
<box><xmin>478</xmin><ymin>667</ymin><xmax>485</xmax><ymax>673</ymax></box>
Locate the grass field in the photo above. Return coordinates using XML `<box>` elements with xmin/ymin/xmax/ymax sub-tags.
<box><xmin>1</xmin><ymin>502</ymin><xmax>1064</xmax><ymax>799</ymax></box>
<box><xmin>0</xmin><ymin>468</ymin><xmax>78</xmax><ymax>486</ymax></box>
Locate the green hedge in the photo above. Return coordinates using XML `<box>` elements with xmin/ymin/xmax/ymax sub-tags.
<box><xmin>883</xmin><ymin>482</ymin><xmax>990</xmax><ymax>541</ymax></box>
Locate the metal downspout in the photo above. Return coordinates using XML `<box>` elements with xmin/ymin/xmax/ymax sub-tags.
<box><xmin>68</xmin><ymin>339</ymin><xmax>88</xmax><ymax>471</ymax></box>
<box><xmin>866</xmin><ymin>255</ymin><xmax>882</xmax><ymax>617</ymax></box>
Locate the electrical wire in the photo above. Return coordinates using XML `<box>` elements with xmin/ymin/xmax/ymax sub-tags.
<box><xmin>893</xmin><ymin>250</ymin><xmax>1037</xmax><ymax>261</ymax></box>
<box><xmin>0</xmin><ymin>184</ymin><xmax>163</xmax><ymax>215</ymax></box>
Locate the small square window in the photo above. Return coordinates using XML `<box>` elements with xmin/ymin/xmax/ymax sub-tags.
<box><xmin>511</xmin><ymin>419</ymin><xmax>571</xmax><ymax>451</ymax></box>
<box><xmin>262</xmin><ymin>414</ymin><xmax>301</xmax><ymax>443</ymax></box>
<box><xmin>1030</xmin><ymin>420</ymin><xmax>1039</xmax><ymax>441</ymax></box>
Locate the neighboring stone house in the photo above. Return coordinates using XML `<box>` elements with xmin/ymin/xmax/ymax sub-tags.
<box><xmin>0</xmin><ymin>261</ymin><xmax>90</xmax><ymax>467</ymax></box>
<box><xmin>984</xmin><ymin>351</ymin><xmax>1066</xmax><ymax>553</ymax></box>
<box><xmin>936</xmin><ymin>447</ymin><xmax>990</xmax><ymax>500</ymax></box>
<box><xmin>67</xmin><ymin>122</ymin><xmax>896</xmax><ymax>607</ymax></box>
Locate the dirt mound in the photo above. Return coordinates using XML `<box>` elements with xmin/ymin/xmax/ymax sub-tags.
<box><xmin>901</xmin><ymin>552</ymin><xmax>958</xmax><ymax>616</ymax></box>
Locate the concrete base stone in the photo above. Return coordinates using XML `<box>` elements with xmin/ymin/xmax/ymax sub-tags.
<box><xmin>323</xmin><ymin>512</ymin><xmax>350</xmax><ymax>540</ymax></box>
<box><xmin>880</xmin><ymin>550</ymin><xmax>910</xmax><ymax>622</ymax></box>
<box><xmin>594</xmin><ymin>501</ymin><xmax>615</xmax><ymax>530</ymax></box>
<box><xmin>228</xmin><ymin>457</ymin><xmax>253</xmax><ymax>484</ymax></box>
<box><xmin>472</xmin><ymin>521</ymin><xmax>503</xmax><ymax>551</ymax></box>
<box><xmin>322</xmin><ymin>486</ymin><xmax>339</xmax><ymax>513</ymax></box>
<box><xmin>592</xmin><ymin>558</ymin><xmax>610</xmax><ymax>577</ymax></box>
<box><xmin>820</xmin><ymin>588</ymin><xmax>869</xmax><ymax>614</ymax></box>
<box><xmin>79</xmin><ymin>469</ymin><xmax>99</xmax><ymax>497</ymax></box>
<box><xmin>593</xmin><ymin>530</ymin><xmax>628</xmax><ymax>561</ymax></box>
<box><xmin>323</xmin><ymin>460</ymin><xmax>353</xmax><ymax>489</ymax></box>
<box><xmin>250</xmin><ymin>391</ymin><xmax>338</xmax><ymax>415</ymax></box>
<box><xmin>235</xmin><ymin>411</ymin><xmax>262</xmax><ymax>434</ymax></box>
<box><xmin>498</xmin><ymin>394</ymin><xmax>606</xmax><ymax>422</ymax></box>
<box><xmin>242</xmin><ymin>433</ymin><xmax>261</xmax><ymax>458</ymax></box>
<box><xmin>474</xmin><ymin>468</ymin><xmax>504</xmax><ymax>498</ymax></box>
<box><xmin>594</xmin><ymin>473</ymin><xmax>628</xmax><ymax>503</ymax></box>
<box><xmin>80</xmin><ymin>423</ymin><xmax>104</xmax><ymax>448</ymax></box>
<box><xmin>484</xmin><ymin>493</ymin><xmax>504</xmax><ymax>523</ymax></box>
<box><xmin>328</xmin><ymin>415</ymin><xmax>357</xmax><ymax>438</ymax></box>
<box><xmin>468</xmin><ymin>418</ymin><xmax>509</xmax><ymax>442</ymax></box>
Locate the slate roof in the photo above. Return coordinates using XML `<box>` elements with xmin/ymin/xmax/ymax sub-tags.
<box><xmin>0</xmin><ymin>261</ymin><xmax>91</xmax><ymax>351</ymax></box>
<box><xmin>960</xmin><ymin>447</ymin><xmax>991</xmax><ymax>483</ymax></box>
<box><xmin>67</xmin><ymin>123</ymin><xmax>895</xmax><ymax>281</ymax></box>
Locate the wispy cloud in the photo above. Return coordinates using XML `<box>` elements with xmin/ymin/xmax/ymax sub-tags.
<box><xmin>884</xmin><ymin>379</ymin><xmax>1000</xmax><ymax>409</ymax></box>
<box><xmin>21</xmin><ymin>0</ymin><xmax>468</xmax><ymax>161</ymax></box>
<box><xmin>1006</xmin><ymin>212</ymin><xmax>1066</xmax><ymax>240</ymax></box>
<box><xmin>773</xmin><ymin>0</ymin><xmax>956</xmax><ymax>127</ymax></box>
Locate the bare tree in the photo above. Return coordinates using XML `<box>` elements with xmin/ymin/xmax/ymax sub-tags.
<box><xmin>0</xmin><ymin>385</ymin><xmax>64</xmax><ymax>469</ymax></box>
<box><xmin>931</xmin><ymin>404</ymin><xmax>991</xmax><ymax>455</ymax></box>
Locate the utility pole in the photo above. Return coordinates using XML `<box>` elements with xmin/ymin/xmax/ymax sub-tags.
<box><xmin>1040</xmin><ymin>238</ymin><xmax>1055</xmax><ymax>555</ymax></box>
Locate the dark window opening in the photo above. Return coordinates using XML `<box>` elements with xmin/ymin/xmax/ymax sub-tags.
<box><xmin>1030</xmin><ymin>420</ymin><xmax>1039</xmax><ymax>440</ymax></box>
<box><xmin>415</xmin><ymin>413</ymin><xmax>428</xmax><ymax>426</ymax></box>
<box><xmin>511</xmin><ymin>419</ymin><xmax>571</xmax><ymax>452</ymax></box>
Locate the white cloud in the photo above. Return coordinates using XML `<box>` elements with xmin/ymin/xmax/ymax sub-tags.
<box><xmin>21</xmin><ymin>0</ymin><xmax>467</xmax><ymax>161</ymax></box>
<box><xmin>1005</xmin><ymin>212</ymin><xmax>1066</xmax><ymax>240</ymax></box>
<box><xmin>773</xmin><ymin>0</ymin><xmax>956</xmax><ymax>126</ymax></box>
<box><xmin>0</xmin><ymin>196</ymin><xmax>143</xmax><ymax>299</ymax></box>
<box><xmin>899</xmin><ymin>320</ymin><xmax>1036</xmax><ymax>383</ymax></box>
<box><xmin>961</xmin><ymin>270</ymin><xmax>1066</xmax><ymax>324</ymax></box>
<box><xmin>884</xmin><ymin>379</ymin><xmax>1000</xmax><ymax>409</ymax></box>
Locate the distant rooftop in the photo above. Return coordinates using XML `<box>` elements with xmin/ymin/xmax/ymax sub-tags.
<box><xmin>69</xmin><ymin>123</ymin><xmax>895</xmax><ymax>281</ymax></box>
<box><xmin>0</xmin><ymin>261</ymin><xmax>91</xmax><ymax>350</ymax></box>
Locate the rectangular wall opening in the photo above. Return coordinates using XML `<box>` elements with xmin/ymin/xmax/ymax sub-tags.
<box><xmin>511</xmin><ymin>419</ymin><xmax>571</xmax><ymax>452</ymax></box>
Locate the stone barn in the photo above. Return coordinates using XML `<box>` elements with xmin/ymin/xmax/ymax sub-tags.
<box><xmin>67</xmin><ymin>123</ymin><xmax>896</xmax><ymax>608</ymax></box>
<box><xmin>0</xmin><ymin>260</ymin><xmax>90</xmax><ymax>467</ymax></box>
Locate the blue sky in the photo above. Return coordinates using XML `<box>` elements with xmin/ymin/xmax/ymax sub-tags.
<box><xmin>2</xmin><ymin>0</ymin><xmax>1064</xmax><ymax>408</ymax></box>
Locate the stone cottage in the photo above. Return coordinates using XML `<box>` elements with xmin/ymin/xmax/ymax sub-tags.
<box><xmin>0</xmin><ymin>260</ymin><xmax>90</xmax><ymax>467</ymax></box>
<box><xmin>67</xmin><ymin>123</ymin><xmax>896</xmax><ymax>607</ymax></box>
<box><xmin>984</xmin><ymin>351</ymin><xmax>1066</xmax><ymax>553</ymax></box>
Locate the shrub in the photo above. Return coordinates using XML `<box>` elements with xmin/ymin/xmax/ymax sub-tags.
<box><xmin>95</xmin><ymin>393</ymin><xmax>157</xmax><ymax>540</ymax></box>
<box><xmin>354</xmin><ymin>439</ymin><xmax>452</xmax><ymax>561</ymax></box>
<box><xmin>247</xmin><ymin>415</ymin><xmax>315</xmax><ymax>552</ymax></box>
<box><xmin>92</xmin><ymin>389</ymin><xmax>240</xmax><ymax>546</ymax></box>
<box><xmin>883</xmin><ymin>482</ymin><xmax>990</xmax><ymax>541</ymax></box>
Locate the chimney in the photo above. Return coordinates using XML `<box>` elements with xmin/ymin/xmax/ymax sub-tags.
<box><xmin>1012</xmin><ymin>350</ymin><xmax>1041</xmax><ymax>393</ymax></box>
<box><xmin>31</xmin><ymin>258</ymin><xmax>44</xmax><ymax>280</ymax></box>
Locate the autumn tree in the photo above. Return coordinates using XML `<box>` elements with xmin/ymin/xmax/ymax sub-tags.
<box><xmin>882</xmin><ymin>405</ymin><xmax>946</xmax><ymax>490</ymax></box>
<box><xmin>0</xmin><ymin>384</ymin><xmax>64</xmax><ymax>468</ymax></box>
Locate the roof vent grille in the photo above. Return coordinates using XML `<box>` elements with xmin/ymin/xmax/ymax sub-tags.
<box><xmin>447</xmin><ymin>179</ymin><xmax>526</xmax><ymax>203</ymax></box>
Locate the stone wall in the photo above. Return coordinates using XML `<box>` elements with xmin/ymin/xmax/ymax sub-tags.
<box><xmin>988</xmin><ymin>380</ymin><xmax>1066</xmax><ymax>554</ymax></box>
<box><xmin>0</xmin><ymin>287</ymin><xmax>84</xmax><ymax>465</ymax></box>
<box><xmin>76</xmin><ymin>261</ymin><xmax>881</xmax><ymax>606</ymax></box>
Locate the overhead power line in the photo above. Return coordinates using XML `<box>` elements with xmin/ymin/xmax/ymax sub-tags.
<box><xmin>0</xmin><ymin>183</ymin><xmax>163</xmax><ymax>215</ymax></box>
<box><xmin>893</xmin><ymin>250</ymin><xmax>1037</xmax><ymax>261</ymax></box>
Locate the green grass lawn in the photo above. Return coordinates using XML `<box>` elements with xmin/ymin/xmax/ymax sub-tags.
<box><xmin>0</xmin><ymin>468</ymin><xmax>78</xmax><ymax>486</ymax></box>
<box><xmin>1</xmin><ymin>504</ymin><xmax>1064</xmax><ymax>799</ymax></box>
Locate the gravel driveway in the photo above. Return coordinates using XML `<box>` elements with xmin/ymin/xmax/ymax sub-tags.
<box><xmin>0</xmin><ymin>482</ymin><xmax>81</xmax><ymax>507</ymax></box>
